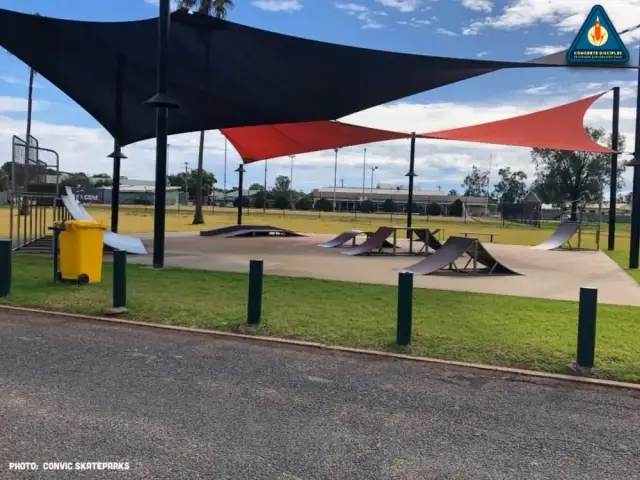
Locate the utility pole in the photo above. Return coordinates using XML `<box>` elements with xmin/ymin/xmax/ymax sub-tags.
<box><xmin>333</xmin><ymin>149</ymin><xmax>339</xmax><ymax>211</ymax></box>
<box><xmin>289</xmin><ymin>155</ymin><xmax>295</xmax><ymax>209</ymax></box>
<box><xmin>263</xmin><ymin>159</ymin><xmax>267</xmax><ymax>212</ymax></box>
<box><xmin>184</xmin><ymin>162</ymin><xmax>189</xmax><ymax>204</ymax></box>
<box><xmin>362</xmin><ymin>147</ymin><xmax>367</xmax><ymax>198</ymax></box>
<box><xmin>370</xmin><ymin>165</ymin><xmax>378</xmax><ymax>192</ymax></box>
<box><xmin>223</xmin><ymin>137</ymin><xmax>227</xmax><ymax>206</ymax></box>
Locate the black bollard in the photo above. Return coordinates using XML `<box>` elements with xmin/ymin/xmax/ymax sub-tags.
<box><xmin>0</xmin><ymin>239</ymin><xmax>12</xmax><ymax>297</ymax></box>
<box><xmin>52</xmin><ymin>226</ymin><xmax>60</xmax><ymax>283</ymax></box>
<box><xmin>247</xmin><ymin>259</ymin><xmax>264</xmax><ymax>325</ymax></box>
<box><xmin>113</xmin><ymin>250</ymin><xmax>127</xmax><ymax>310</ymax></box>
<box><xmin>576</xmin><ymin>287</ymin><xmax>598</xmax><ymax>369</ymax></box>
<box><xmin>396</xmin><ymin>271</ymin><xmax>413</xmax><ymax>346</ymax></box>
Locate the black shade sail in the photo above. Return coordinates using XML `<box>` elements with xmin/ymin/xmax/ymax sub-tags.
<box><xmin>0</xmin><ymin>8</ymin><xmax>634</xmax><ymax>146</ymax></box>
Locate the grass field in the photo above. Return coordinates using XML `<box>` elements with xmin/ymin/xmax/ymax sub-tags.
<box><xmin>3</xmin><ymin>204</ymin><xmax>631</xmax><ymax>250</ymax></box>
<box><xmin>4</xmin><ymin>255</ymin><xmax>640</xmax><ymax>382</ymax></box>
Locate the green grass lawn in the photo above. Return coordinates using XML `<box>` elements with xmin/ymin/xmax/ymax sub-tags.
<box><xmin>4</xmin><ymin>255</ymin><xmax>640</xmax><ymax>383</ymax></box>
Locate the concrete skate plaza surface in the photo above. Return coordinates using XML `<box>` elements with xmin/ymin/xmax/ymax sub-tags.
<box><xmin>133</xmin><ymin>233</ymin><xmax>640</xmax><ymax>306</ymax></box>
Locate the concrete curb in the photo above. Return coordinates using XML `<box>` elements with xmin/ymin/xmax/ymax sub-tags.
<box><xmin>1</xmin><ymin>304</ymin><xmax>639</xmax><ymax>391</ymax></box>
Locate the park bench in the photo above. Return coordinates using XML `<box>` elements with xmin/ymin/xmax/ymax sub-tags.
<box><xmin>459</xmin><ymin>232</ymin><xmax>498</xmax><ymax>243</ymax></box>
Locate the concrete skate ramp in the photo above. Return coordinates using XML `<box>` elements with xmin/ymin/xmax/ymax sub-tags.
<box><xmin>414</xmin><ymin>229</ymin><xmax>442</xmax><ymax>251</ymax></box>
<box><xmin>200</xmin><ymin>224</ymin><xmax>303</xmax><ymax>238</ymax></box>
<box><xmin>531</xmin><ymin>223</ymin><xmax>579</xmax><ymax>250</ymax></box>
<box><xmin>342</xmin><ymin>226</ymin><xmax>395</xmax><ymax>256</ymax></box>
<box><xmin>320</xmin><ymin>229</ymin><xmax>393</xmax><ymax>248</ymax></box>
<box><xmin>402</xmin><ymin>236</ymin><xmax>520</xmax><ymax>275</ymax></box>
<box><xmin>62</xmin><ymin>188</ymin><xmax>147</xmax><ymax>255</ymax></box>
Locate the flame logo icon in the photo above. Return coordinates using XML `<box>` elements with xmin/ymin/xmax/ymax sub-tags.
<box><xmin>587</xmin><ymin>17</ymin><xmax>608</xmax><ymax>46</ymax></box>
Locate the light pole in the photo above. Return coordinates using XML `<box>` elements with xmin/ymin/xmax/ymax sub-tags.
<box><xmin>362</xmin><ymin>147</ymin><xmax>367</xmax><ymax>198</ymax></box>
<box><xmin>370</xmin><ymin>165</ymin><xmax>378</xmax><ymax>193</ymax></box>
<box><xmin>223</xmin><ymin>137</ymin><xmax>227</xmax><ymax>206</ymax></box>
<box><xmin>333</xmin><ymin>148</ymin><xmax>339</xmax><ymax>211</ymax></box>
<box><xmin>263</xmin><ymin>159</ymin><xmax>268</xmax><ymax>212</ymax></box>
<box><xmin>629</xmin><ymin>45</ymin><xmax>640</xmax><ymax>269</ymax></box>
<box><xmin>289</xmin><ymin>155</ymin><xmax>295</xmax><ymax>209</ymax></box>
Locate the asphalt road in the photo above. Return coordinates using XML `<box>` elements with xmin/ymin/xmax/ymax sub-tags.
<box><xmin>1</xmin><ymin>310</ymin><xmax>640</xmax><ymax>480</ymax></box>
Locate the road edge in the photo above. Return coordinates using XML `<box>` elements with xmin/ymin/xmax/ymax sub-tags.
<box><xmin>1</xmin><ymin>304</ymin><xmax>639</xmax><ymax>391</ymax></box>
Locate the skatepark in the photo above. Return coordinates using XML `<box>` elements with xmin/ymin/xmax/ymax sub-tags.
<box><xmin>126</xmin><ymin>225</ymin><xmax>640</xmax><ymax>306</ymax></box>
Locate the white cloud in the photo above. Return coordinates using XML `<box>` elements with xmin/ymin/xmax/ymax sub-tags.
<box><xmin>476</xmin><ymin>51</ymin><xmax>489</xmax><ymax>57</ymax></box>
<box><xmin>335</xmin><ymin>3</ymin><xmax>368</xmax><ymax>12</ymax></box>
<box><xmin>436</xmin><ymin>28</ymin><xmax>459</xmax><ymax>36</ymax></box>
<box><xmin>524</xmin><ymin>44</ymin><xmax>569</xmax><ymax>56</ymax></box>
<box><xmin>375</xmin><ymin>0</ymin><xmax>422</xmax><ymax>13</ymax></box>
<box><xmin>461</xmin><ymin>0</ymin><xmax>492</xmax><ymax>13</ymax></box>
<box><xmin>0</xmin><ymin>96</ymin><xmax>48</xmax><ymax>113</ymax></box>
<box><xmin>251</xmin><ymin>0</ymin><xmax>302</xmax><ymax>12</ymax></box>
<box><xmin>521</xmin><ymin>84</ymin><xmax>554</xmax><ymax>95</ymax></box>
<box><xmin>335</xmin><ymin>3</ymin><xmax>387</xmax><ymax>29</ymax></box>
<box><xmin>0</xmin><ymin>75</ymin><xmax>43</xmax><ymax>89</ymax></box>
<box><xmin>462</xmin><ymin>0</ymin><xmax>640</xmax><ymax>42</ymax></box>
<box><xmin>397</xmin><ymin>17</ymin><xmax>430</xmax><ymax>27</ymax></box>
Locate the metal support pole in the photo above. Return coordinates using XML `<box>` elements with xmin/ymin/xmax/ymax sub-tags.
<box><xmin>113</xmin><ymin>250</ymin><xmax>127</xmax><ymax>310</ymax></box>
<box><xmin>608</xmin><ymin>87</ymin><xmax>620</xmax><ymax>251</ymax></box>
<box><xmin>290</xmin><ymin>155</ymin><xmax>295</xmax><ymax>209</ymax></box>
<box><xmin>576</xmin><ymin>287</ymin><xmax>598</xmax><ymax>369</ymax></box>
<box><xmin>0</xmin><ymin>239</ymin><xmax>11</xmax><ymax>297</ymax></box>
<box><xmin>629</xmin><ymin>48</ymin><xmax>640</xmax><ymax>269</ymax></box>
<box><xmin>263</xmin><ymin>160</ymin><xmax>267</xmax><ymax>212</ymax></box>
<box><xmin>52</xmin><ymin>226</ymin><xmax>60</xmax><ymax>283</ymax></box>
<box><xmin>362</xmin><ymin>147</ymin><xmax>367</xmax><ymax>201</ymax></box>
<box><xmin>396</xmin><ymin>272</ymin><xmax>413</xmax><ymax>346</ymax></box>
<box><xmin>236</xmin><ymin>164</ymin><xmax>245</xmax><ymax>225</ymax></box>
<box><xmin>406</xmin><ymin>134</ymin><xmax>417</xmax><ymax>237</ymax></box>
<box><xmin>147</xmin><ymin>0</ymin><xmax>179</xmax><ymax>269</ymax></box>
<box><xmin>333</xmin><ymin>149</ymin><xmax>338</xmax><ymax>211</ymax></box>
<box><xmin>247</xmin><ymin>259</ymin><xmax>264</xmax><ymax>325</ymax></box>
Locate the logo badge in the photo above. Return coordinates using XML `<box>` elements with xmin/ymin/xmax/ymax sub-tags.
<box><xmin>566</xmin><ymin>5</ymin><xmax>629</xmax><ymax>64</ymax></box>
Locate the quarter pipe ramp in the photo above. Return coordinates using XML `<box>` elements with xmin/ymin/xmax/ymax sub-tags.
<box><xmin>342</xmin><ymin>226</ymin><xmax>395</xmax><ymax>256</ymax></box>
<box><xmin>401</xmin><ymin>236</ymin><xmax>520</xmax><ymax>275</ymax></box>
<box><xmin>531</xmin><ymin>223</ymin><xmax>579</xmax><ymax>250</ymax></box>
<box><xmin>320</xmin><ymin>229</ymin><xmax>394</xmax><ymax>248</ymax></box>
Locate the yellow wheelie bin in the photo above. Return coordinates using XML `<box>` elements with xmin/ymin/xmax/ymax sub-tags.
<box><xmin>58</xmin><ymin>220</ymin><xmax>107</xmax><ymax>284</ymax></box>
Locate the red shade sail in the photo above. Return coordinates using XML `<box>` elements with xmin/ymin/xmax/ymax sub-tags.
<box><xmin>221</xmin><ymin>121</ymin><xmax>412</xmax><ymax>163</ymax></box>
<box><xmin>419</xmin><ymin>92</ymin><xmax>614</xmax><ymax>153</ymax></box>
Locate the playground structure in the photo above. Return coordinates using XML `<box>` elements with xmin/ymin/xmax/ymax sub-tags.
<box><xmin>8</xmin><ymin>135</ymin><xmax>69</xmax><ymax>253</ymax></box>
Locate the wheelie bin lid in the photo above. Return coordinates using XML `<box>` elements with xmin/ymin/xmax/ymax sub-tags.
<box><xmin>63</xmin><ymin>220</ymin><xmax>108</xmax><ymax>230</ymax></box>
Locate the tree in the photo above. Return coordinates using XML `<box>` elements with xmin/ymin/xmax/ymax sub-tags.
<box><xmin>492</xmin><ymin>167</ymin><xmax>527</xmax><ymax>210</ymax></box>
<box><xmin>176</xmin><ymin>0</ymin><xmax>235</xmax><ymax>225</ymax></box>
<box><xmin>233</xmin><ymin>195</ymin><xmax>250</xmax><ymax>208</ymax></box>
<box><xmin>272</xmin><ymin>175</ymin><xmax>291</xmax><ymax>193</ymax></box>
<box><xmin>450</xmin><ymin>198</ymin><xmax>464</xmax><ymax>217</ymax></box>
<box><xmin>253</xmin><ymin>190</ymin><xmax>267</xmax><ymax>209</ymax></box>
<box><xmin>383</xmin><ymin>198</ymin><xmax>396</xmax><ymax>213</ymax></box>
<box><xmin>168</xmin><ymin>168</ymin><xmax>216</xmax><ymax>199</ymax></box>
<box><xmin>448</xmin><ymin>189</ymin><xmax>458</xmax><ymax>196</ymax></box>
<box><xmin>0</xmin><ymin>169</ymin><xmax>8</xmax><ymax>191</ymax></box>
<box><xmin>407</xmin><ymin>202</ymin><xmax>420</xmax><ymax>213</ymax></box>
<box><xmin>296</xmin><ymin>195</ymin><xmax>314</xmax><ymax>210</ymax></box>
<box><xmin>461</xmin><ymin>166</ymin><xmax>489</xmax><ymax>197</ymax></box>
<box><xmin>360</xmin><ymin>199</ymin><xmax>374</xmax><ymax>213</ymax></box>
<box><xmin>315</xmin><ymin>197</ymin><xmax>334</xmax><ymax>212</ymax></box>
<box><xmin>426</xmin><ymin>202</ymin><xmax>442</xmax><ymax>216</ymax></box>
<box><xmin>249</xmin><ymin>183</ymin><xmax>265</xmax><ymax>192</ymax></box>
<box><xmin>532</xmin><ymin>126</ymin><xmax>626</xmax><ymax>220</ymax></box>
<box><xmin>61</xmin><ymin>173</ymin><xmax>92</xmax><ymax>189</ymax></box>
<box><xmin>274</xmin><ymin>195</ymin><xmax>290</xmax><ymax>210</ymax></box>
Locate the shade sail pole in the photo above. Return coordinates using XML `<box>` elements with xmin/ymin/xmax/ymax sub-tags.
<box><xmin>108</xmin><ymin>56</ymin><xmax>126</xmax><ymax>234</ymax></box>
<box><xmin>608</xmin><ymin>87</ymin><xmax>620</xmax><ymax>251</ymax></box>
<box><xmin>630</xmin><ymin>47</ymin><xmax>640</xmax><ymax>268</ymax></box>
<box><xmin>406</xmin><ymin>133</ymin><xmax>417</xmax><ymax>235</ymax></box>
<box><xmin>146</xmin><ymin>0</ymin><xmax>179</xmax><ymax>268</ymax></box>
<box><xmin>333</xmin><ymin>148</ymin><xmax>338</xmax><ymax>211</ymax></box>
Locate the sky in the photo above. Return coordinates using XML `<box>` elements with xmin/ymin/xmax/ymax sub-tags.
<box><xmin>0</xmin><ymin>0</ymin><xmax>639</xmax><ymax>196</ymax></box>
